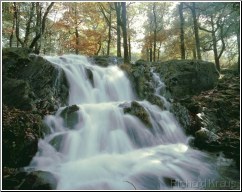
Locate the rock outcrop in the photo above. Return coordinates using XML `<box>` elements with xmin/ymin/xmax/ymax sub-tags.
<box><xmin>123</xmin><ymin>59</ymin><xmax>239</xmax><ymax>169</ymax></box>
<box><xmin>2</xmin><ymin>48</ymin><xmax>69</xmax><ymax>189</ymax></box>
<box><xmin>2</xmin><ymin>48</ymin><xmax>69</xmax><ymax>113</ymax></box>
<box><xmin>156</xmin><ymin>60</ymin><xmax>219</xmax><ymax>99</ymax></box>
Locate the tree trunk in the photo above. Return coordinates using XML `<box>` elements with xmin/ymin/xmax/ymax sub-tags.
<box><xmin>24</xmin><ymin>2</ymin><xmax>35</xmax><ymax>47</ymax></box>
<box><xmin>152</xmin><ymin>3</ymin><xmax>157</xmax><ymax>62</ymax></box>
<box><xmin>29</xmin><ymin>2</ymin><xmax>54</xmax><ymax>51</ymax></box>
<box><xmin>236</xmin><ymin>31</ymin><xmax>240</xmax><ymax>73</ymax></box>
<box><xmin>9</xmin><ymin>16</ymin><xmax>15</xmax><ymax>47</ymax></box>
<box><xmin>191</xmin><ymin>2</ymin><xmax>202</xmax><ymax>60</ymax></box>
<box><xmin>211</xmin><ymin>16</ymin><xmax>220</xmax><ymax>72</ymax></box>
<box><xmin>13</xmin><ymin>3</ymin><xmax>24</xmax><ymax>47</ymax></box>
<box><xmin>128</xmin><ymin>35</ymin><xmax>131</xmax><ymax>61</ymax></box>
<box><xmin>178</xmin><ymin>3</ymin><xmax>185</xmax><ymax>59</ymax></box>
<box><xmin>192</xmin><ymin>47</ymin><xmax>197</xmax><ymax>59</ymax></box>
<box><xmin>74</xmin><ymin>3</ymin><xmax>79</xmax><ymax>55</ymax></box>
<box><xmin>153</xmin><ymin>30</ymin><xmax>157</xmax><ymax>62</ymax></box>
<box><xmin>121</xmin><ymin>2</ymin><xmax>129</xmax><ymax>63</ymax></box>
<box><xmin>149</xmin><ymin>48</ymin><xmax>152</xmax><ymax>62</ymax></box>
<box><xmin>107</xmin><ymin>12</ymin><xmax>111</xmax><ymax>55</ymax></box>
<box><xmin>99</xmin><ymin>3</ymin><xmax>112</xmax><ymax>56</ymax></box>
<box><xmin>114</xmin><ymin>3</ymin><xmax>121</xmax><ymax>57</ymax></box>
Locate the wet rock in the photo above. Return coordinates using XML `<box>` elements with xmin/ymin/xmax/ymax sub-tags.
<box><xmin>49</xmin><ymin>134</ymin><xmax>65</xmax><ymax>151</ymax></box>
<box><xmin>147</xmin><ymin>94</ymin><xmax>165</xmax><ymax>110</ymax></box>
<box><xmin>123</xmin><ymin>101</ymin><xmax>152</xmax><ymax>128</ymax></box>
<box><xmin>170</xmin><ymin>102</ymin><xmax>192</xmax><ymax>134</ymax></box>
<box><xmin>90</xmin><ymin>56</ymin><xmax>123</xmax><ymax>67</ymax></box>
<box><xmin>194</xmin><ymin>128</ymin><xmax>220</xmax><ymax>150</ymax></box>
<box><xmin>2</xmin><ymin>48</ymin><xmax>69</xmax><ymax>111</ymax></box>
<box><xmin>86</xmin><ymin>68</ymin><xmax>94</xmax><ymax>87</ymax></box>
<box><xmin>60</xmin><ymin>105</ymin><xmax>80</xmax><ymax>129</ymax></box>
<box><xmin>19</xmin><ymin>171</ymin><xmax>57</xmax><ymax>190</ymax></box>
<box><xmin>2</xmin><ymin>168</ymin><xmax>28</xmax><ymax>190</ymax></box>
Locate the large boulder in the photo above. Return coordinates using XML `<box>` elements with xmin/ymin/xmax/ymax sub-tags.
<box><xmin>2</xmin><ymin>48</ymin><xmax>69</xmax><ymax>174</ymax></box>
<box><xmin>3</xmin><ymin>170</ymin><xmax>57</xmax><ymax>190</ymax></box>
<box><xmin>2</xmin><ymin>48</ymin><xmax>69</xmax><ymax>112</ymax></box>
<box><xmin>156</xmin><ymin>60</ymin><xmax>219</xmax><ymax>99</ymax></box>
<box><xmin>2</xmin><ymin>105</ymin><xmax>46</xmax><ymax>168</ymax></box>
<box><xmin>90</xmin><ymin>56</ymin><xmax>123</xmax><ymax>67</ymax></box>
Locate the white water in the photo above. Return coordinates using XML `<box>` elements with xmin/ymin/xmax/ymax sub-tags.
<box><xmin>27</xmin><ymin>55</ymin><xmax>218</xmax><ymax>190</ymax></box>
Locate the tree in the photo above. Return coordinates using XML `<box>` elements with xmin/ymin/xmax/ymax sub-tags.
<box><xmin>114</xmin><ymin>2</ymin><xmax>122</xmax><ymax>57</ymax></box>
<box><xmin>178</xmin><ymin>2</ymin><xmax>185</xmax><ymax>59</ymax></box>
<box><xmin>198</xmin><ymin>2</ymin><xmax>235</xmax><ymax>71</ymax></box>
<box><xmin>12</xmin><ymin>2</ymin><xmax>54</xmax><ymax>53</ymax></box>
<box><xmin>98</xmin><ymin>2</ymin><xmax>114</xmax><ymax>55</ymax></box>
<box><xmin>121</xmin><ymin>2</ymin><xmax>129</xmax><ymax>63</ymax></box>
<box><xmin>185</xmin><ymin>2</ymin><xmax>202</xmax><ymax>60</ymax></box>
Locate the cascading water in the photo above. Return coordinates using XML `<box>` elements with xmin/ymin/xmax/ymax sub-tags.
<box><xmin>27</xmin><ymin>55</ymin><xmax>218</xmax><ymax>190</ymax></box>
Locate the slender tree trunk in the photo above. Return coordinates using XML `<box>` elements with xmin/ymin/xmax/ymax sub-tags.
<box><xmin>211</xmin><ymin>16</ymin><xmax>220</xmax><ymax>71</ymax></box>
<box><xmin>13</xmin><ymin>3</ymin><xmax>24</xmax><ymax>47</ymax></box>
<box><xmin>99</xmin><ymin>4</ymin><xmax>112</xmax><ymax>56</ymax></box>
<box><xmin>192</xmin><ymin>47</ymin><xmax>197</xmax><ymax>59</ymax></box>
<box><xmin>153</xmin><ymin>30</ymin><xmax>157</xmax><ymax>62</ymax></box>
<box><xmin>9</xmin><ymin>16</ymin><xmax>15</xmax><ymax>47</ymax></box>
<box><xmin>146</xmin><ymin>48</ymin><xmax>149</xmax><ymax>61</ymax></box>
<box><xmin>152</xmin><ymin>3</ymin><xmax>157</xmax><ymax>62</ymax></box>
<box><xmin>121</xmin><ymin>2</ymin><xmax>129</xmax><ymax>63</ymax></box>
<box><xmin>128</xmin><ymin>35</ymin><xmax>131</xmax><ymax>61</ymax></box>
<box><xmin>24</xmin><ymin>2</ymin><xmax>35</xmax><ymax>47</ymax></box>
<box><xmin>74</xmin><ymin>3</ymin><xmax>79</xmax><ymax>55</ymax></box>
<box><xmin>178</xmin><ymin>3</ymin><xmax>185</xmax><ymax>59</ymax></box>
<box><xmin>107</xmin><ymin>13</ymin><xmax>112</xmax><ymax>55</ymax></box>
<box><xmin>115</xmin><ymin>3</ymin><xmax>121</xmax><ymax>57</ymax></box>
<box><xmin>117</xmin><ymin>26</ymin><xmax>121</xmax><ymax>57</ymax></box>
<box><xmin>191</xmin><ymin>2</ymin><xmax>201</xmax><ymax>59</ymax></box>
<box><xmin>29</xmin><ymin>2</ymin><xmax>54</xmax><ymax>51</ymax></box>
<box><xmin>149</xmin><ymin>48</ymin><xmax>152</xmax><ymax>62</ymax></box>
<box><xmin>236</xmin><ymin>31</ymin><xmax>240</xmax><ymax>73</ymax></box>
<box><xmin>96</xmin><ymin>41</ymin><xmax>102</xmax><ymax>55</ymax></box>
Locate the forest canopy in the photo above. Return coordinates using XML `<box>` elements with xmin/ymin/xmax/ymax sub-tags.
<box><xmin>1</xmin><ymin>1</ymin><xmax>240</xmax><ymax>71</ymax></box>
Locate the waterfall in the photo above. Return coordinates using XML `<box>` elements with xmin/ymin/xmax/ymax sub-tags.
<box><xmin>27</xmin><ymin>55</ymin><xmax>218</xmax><ymax>190</ymax></box>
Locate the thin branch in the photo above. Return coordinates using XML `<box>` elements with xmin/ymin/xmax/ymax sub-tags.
<box><xmin>124</xmin><ymin>181</ymin><xmax>136</xmax><ymax>190</ymax></box>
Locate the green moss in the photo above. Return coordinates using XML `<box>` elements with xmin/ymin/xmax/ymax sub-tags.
<box><xmin>124</xmin><ymin>101</ymin><xmax>152</xmax><ymax>128</ymax></box>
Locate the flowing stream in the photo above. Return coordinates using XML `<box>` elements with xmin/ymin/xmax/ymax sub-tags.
<box><xmin>27</xmin><ymin>55</ymin><xmax>220</xmax><ymax>190</ymax></box>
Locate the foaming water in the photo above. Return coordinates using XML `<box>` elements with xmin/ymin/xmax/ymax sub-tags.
<box><xmin>27</xmin><ymin>55</ymin><xmax>218</xmax><ymax>190</ymax></box>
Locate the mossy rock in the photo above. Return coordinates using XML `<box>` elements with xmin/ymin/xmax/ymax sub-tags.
<box><xmin>124</xmin><ymin>101</ymin><xmax>152</xmax><ymax>128</ymax></box>
<box><xmin>59</xmin><ymin>105</ymin><xmax>80</xmax><ymax>129</ymax></box>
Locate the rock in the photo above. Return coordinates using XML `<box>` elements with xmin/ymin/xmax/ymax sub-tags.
<box><xmin>123</xmin><ymin>101</ymin><xmax>152</xmax><ymax>128</ymax></box>
<box><xmin>135</xmin><ymin>59</ymin><xmax>150</xmax><ymax>66</ymax></box>
<box><xmin>3</xmin><ymin>169</ymin><xmax>57</xmax><ymax>190</ymax></box>
<box><xmin>2</xmin><ymin>78</ymin><xmax>34</xmax><ymax>110</ymax></box>
<box><xmin>147</xmin><ymin>94</ymin><xmax>165</xmax><ymax>110</ymax></box>
<box><xmin>19</xmin><ymin>171</ymin><xmax>57</xmax><ymax>190</ymax></box>
<box><xmin>90</xmin><ymin>56</ymin><xmax>123</xmax><ymax>67</ymax></box>
<box><xmin>156</xmin><ymin>60</ymin><xmax>219</xmax><ymax>100</ymax></box>
<box><xmin>2</xmin><ymin>48</ymin><xmax>69</xmax><ymax>111</ymax></box>
<box><xmin>59</xmin><ymin>105</ymin><xmax>80</xmax><ymax>129</ymax></box>
<box><xmin>2</xmin><ymin>169</ymin><xmax>28</xmax><ymax>190</ymax></box>
<box><xmin>170</xmin><ymin>102</ymin><xmax>192</xmax><ymax>134</ymax></box>
<box><xmin>194</xmin><ymin>128</ymin><xmax>220</xmax><ymax>150</ymax></box>
<box><xmin>179</xmin><ymin>69</ymin><xmax>240</xmax><ymax>165</ymax></box>
<box><xmin>86</xmin><ymin>68</ymin><xmax>94</xmax><ymax>86</ymax></box>
<box><xmin>2</xmin><ymin>105</ymin><xmax>45</xmax><ymax>168</ymax></box>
